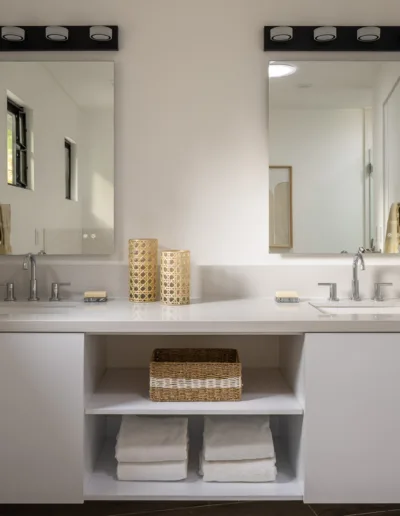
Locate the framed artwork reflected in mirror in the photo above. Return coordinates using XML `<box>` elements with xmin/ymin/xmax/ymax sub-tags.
<box><xmin>269</xmin><ymin>165</ymin><xmax>293</xmax><ymax>250</ymax></box>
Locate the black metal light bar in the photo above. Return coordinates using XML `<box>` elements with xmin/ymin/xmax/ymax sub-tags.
<box><xmin>264</xmin><ymin>26</ymin><xmax>400</xmax><ymax>52</ymax></box>
<box><xmin>0</xmin><ymin>25</ymin><xmax>119</xmax><ymax>51</ymax></box>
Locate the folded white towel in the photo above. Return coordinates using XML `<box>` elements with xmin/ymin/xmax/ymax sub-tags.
<box><xmin>117</xmin><ymin>459</ymin><xmax>188</xmax><ymax>481</ymax></box>
<box><xmin>116</xmin><ymin>416</ymin><xmax>188</xmax><ymax>463</ymax></box>
<box><xmin>203</xmin><ymin>416</ymin><xmax>274</xmax><ymax>461</ymax></box>
<box><xmin>199</xmin><ymin>453</ymin><xmax>277</xmax><ymax>483</ymax></box>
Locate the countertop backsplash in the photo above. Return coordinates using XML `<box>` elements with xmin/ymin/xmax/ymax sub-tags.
<box><xmin>0</xmin><ymin>262</ymin><xmax>399</xmax><ymax>302</ymax></box>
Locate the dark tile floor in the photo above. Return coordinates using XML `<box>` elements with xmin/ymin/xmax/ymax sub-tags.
<box><xmin>1</xmin><ymin>502</ymin><xmax>400</xmax><ymax>516</ymax></box>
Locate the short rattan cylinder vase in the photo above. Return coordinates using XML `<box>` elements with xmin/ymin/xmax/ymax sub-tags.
<box><xmin>161</xmin><ymin>250</ymin><xmax>190</xmax><ymax>305</ymax></box>
<box><xmin>129</xmin><ymin>239</ymin><xmax>158</xmax><ymax>303</ymax></box>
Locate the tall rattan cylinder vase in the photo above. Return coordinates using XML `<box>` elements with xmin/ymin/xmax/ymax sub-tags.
<box><xmin>129</xmin><ymin>239</ymin><xmax>158</xmax><ymax>302</ymax></box>
<box><xmin>161</xmin><ymin>250</ymin><xmax>190</xmax><ymax>305</ymax></box>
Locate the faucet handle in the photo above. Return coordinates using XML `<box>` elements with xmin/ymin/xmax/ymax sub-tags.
<box><xmin>0</xmin><ymin>282</ymin><xmax>16</xmax><ymax>302</ymax></box>
<box><xmin>318</xmin><ymin>283</ymin><xmax>339</xmax><ymax>302</ymax></box>
<box><xmin>23</xmin><ymin>252</ymin><xmax>34</xmax><ymax>270</ymax></box>
<box><xmin>373</xmin><ymin>282</ymin><xmax>393</xmax><ymax>302</ymax></box>
<box><xmin>49</xmin><ymin>282</ymin><xmax>71</xmax><ymax>302</ymax></box>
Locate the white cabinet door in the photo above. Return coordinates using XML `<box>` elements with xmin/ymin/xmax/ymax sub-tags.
<box><xmin>0</xmin><ymin>333</ymin><xmax>84</xmax><ymax>503</ymax></box>
<box><xmin>304</xmin><ymin>333</ymin><xmax>400</xmax><ymax>503</ymax></box>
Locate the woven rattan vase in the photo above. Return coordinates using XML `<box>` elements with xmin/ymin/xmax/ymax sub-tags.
<box><xmin>161</xmin><ymin>250</ymin><xmax>190</xmax><ymax>305</ymax></box>
<box><xmin>129</xmin><ymin>239</ymin><xmax>158</xmax><ymax>302</ymax></box>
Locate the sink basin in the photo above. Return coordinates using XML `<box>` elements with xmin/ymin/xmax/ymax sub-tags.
<box><xmin>0</xmin><ymin>302</ymin><xmax>76</xmax><ymax>308</ymax></box>
<box><xmin>0</xmin><ymin>302</ymin><xmax>76</xmax><ymax>316</ymax></box>
<box><xmin>0</xmin><ymin>309</ymin><xmax>71</xmax><ymax>315</ymax></box>
<box><xmin>312</xmin><ymin>302</ymin><xmax>400</xmax><ymax>316</ymax></box>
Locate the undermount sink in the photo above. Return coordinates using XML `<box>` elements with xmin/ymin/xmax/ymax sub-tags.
<box><xmin>312</xmin><ymin>302</ymin><xmax>400</xmax><ymax>316</ymax></box>
<box><xmin>0</xmin><ymin>302</ymin><xmax>76</xmax><ymax>316</ymax></box>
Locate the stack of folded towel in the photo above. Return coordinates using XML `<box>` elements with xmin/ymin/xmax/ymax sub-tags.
<box><xmin>115</xmin><ymin>416</ymin><xmax>189</xmax><ymax>481</ymax></box>
<box><xmin>200</xmin><ymin>416</ymin><xmax>277</xmax><ymax>482</ymax></box>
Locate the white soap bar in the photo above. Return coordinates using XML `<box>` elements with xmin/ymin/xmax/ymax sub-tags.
<box><xmin>84</xmin><ymin>290</ymin><xmax>107</xmax><ymax>298</ymax></box>
<box><xmin>275</xmin><ymin>291</ymin><xmax>299</xmax><ymax>303</ymax></box>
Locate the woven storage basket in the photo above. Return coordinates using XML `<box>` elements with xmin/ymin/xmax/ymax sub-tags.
<box><xmin>150</xmin><ymin>348</ymin><xmax>242</xmax><ymax>402</ymax></box>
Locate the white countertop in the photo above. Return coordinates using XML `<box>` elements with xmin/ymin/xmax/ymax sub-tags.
<box><xmin>1</xmin><ymin>298</ymin><xmax>400</xmax><ymax>333</ymax></box>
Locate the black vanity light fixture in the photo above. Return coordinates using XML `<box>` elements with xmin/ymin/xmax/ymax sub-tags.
<box><xmin>264</xmin><ymin>26</ymin><xmax>400</xmax><ymax>51</ymax></box>
<box><xmin>0</xmin><ymin>25</ymin><xmax>119</xmax><ymax>51</ymax></box>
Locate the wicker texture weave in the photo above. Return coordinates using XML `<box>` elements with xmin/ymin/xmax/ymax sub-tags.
<box><xmin>129</xmin><ymin>239</ymin><xmax>158</xmax><ymax>303</ymax></box>
<box><xmin>150</xmin><ymin>348</ymin><xmax>242</xmax><ymax>402</ymax></box>
<box><xmin>160</xmin><ymin>250</ymin><xmax>190</xmax><ymax>305</ymax></box>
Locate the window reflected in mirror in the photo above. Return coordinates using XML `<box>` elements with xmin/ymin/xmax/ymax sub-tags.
<box><xmin>7</xmin><ymin>98</ymin><xmax>28</xmax><ymax>189</ymax></box>
<box><xmin>65</xmin><ymin>139</ymin><xmax>76</xmax><ymax>201</ymax></box>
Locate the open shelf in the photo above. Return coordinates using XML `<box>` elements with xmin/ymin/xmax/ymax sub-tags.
<box><xmin>85</xmin><ymin>368</ymin><xmax>303</xmax><ymax>416</ymax></box>
<box><xmin>84</xmin><ymin>438</ymin><xmax>302</xmax><ymax>501</ymax></box>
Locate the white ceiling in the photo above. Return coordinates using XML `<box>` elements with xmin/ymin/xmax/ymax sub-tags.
<box><xmin>269</xmin><ymin>61</ymin><xmax>382</xmax><ymax>109</ymax></box>
<box><xmin>42</xmin><ymin>62</ymin><xmax>114</xmax><ymax>109</ymax></box>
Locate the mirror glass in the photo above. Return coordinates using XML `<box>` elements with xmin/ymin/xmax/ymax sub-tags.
<box><xmin>269</xmin><ymin>60</ymin><xmax>400</xmax><ymax>255</ymax></box>
<box><xmin>0</xmin><ymin>62</ymin><xmax>114</xmax><ymax>255</ymax></box>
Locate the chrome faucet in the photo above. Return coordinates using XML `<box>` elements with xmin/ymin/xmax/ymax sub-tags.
<box><xmin>352</xmin><ymin>247</ymin><xmax>366</xmax><ymax>301</ymax></box>
<box><xmin>23</xmin><ymin>253</ymin><xmax>39</xmax><ymax>301</ymax></box>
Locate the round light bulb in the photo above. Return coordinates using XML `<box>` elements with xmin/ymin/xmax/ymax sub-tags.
<box><xmin>314</xmin><ymin>26</ymin><xmax>337</xmax><ymax>42</ymax></box>
<box><xmin>46</xmin><ymin>26</ymin><xmax>69</xmax><ymax>41</ymax></box>
<box><xmin>90</xmin><ymin>26</ymin><xmax>113</xmax><ymax>41</ymax></box>
<box><xmin>1</xmin><ymin>26</ymin><xmax>25</xmax><ymax>42</ymax></box>
<box><xmin>357</xmin><ymin>26</ymin><xmax>381</xmax><ymax>42</ymax></box>
<box><xmin>270</xmin><ymin>26</ymin><xmax>293</xmax><ymax>42</ymax></box>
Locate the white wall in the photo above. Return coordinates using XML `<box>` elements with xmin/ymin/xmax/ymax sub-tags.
<box><xmin>269</xmin><ymin>108</ymin><xmax>365</xmax><ymax>254</ymax></box>
<box><xmin>2</xmin><ymin>0</ymin><xmax>400</xmax><ymax>269</ymax></box>
<box><xmin>0</xmin><ymin>62</ymin><xmax>82</xmax><ymax>254</ymax></box>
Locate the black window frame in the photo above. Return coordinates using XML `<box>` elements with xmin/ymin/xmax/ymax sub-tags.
<box><xmin>65</xmin><ymin>139</ymin><xmax>72</xmax><ymax>200</ymax></box>
<box><xmin>7</xmin><ymin>99</ymin><xmax>28</xmax><ymax>189</ymax></box>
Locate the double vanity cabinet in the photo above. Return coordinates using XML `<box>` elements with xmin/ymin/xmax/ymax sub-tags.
<box><xmin>0</xmin><ymin>299</ymin><xmax>399</xmax><ymax>505</ymax></box>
